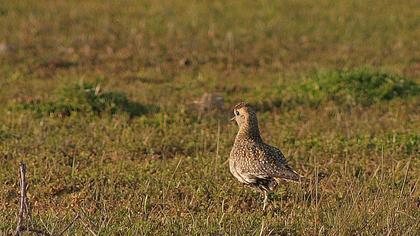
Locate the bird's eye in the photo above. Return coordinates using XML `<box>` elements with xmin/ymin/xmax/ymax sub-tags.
<box><xmin>235</xmin><ymin>110</ymin><xmax>240</xmax><ymax>116</ymax></box>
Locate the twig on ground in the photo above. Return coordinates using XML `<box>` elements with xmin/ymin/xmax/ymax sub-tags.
<box><xmin>15</xmin><ymin>162</ymin><xmax>51</xmax><ymax>236</ymax></box>
<box><xmin>15</xmin><ymin>162</ymin><xmax>79</xmax><ymax>236</ymax></box>
<box><xmin>15</xmin><ymin>162</ymin><xmax>27</xmax><ymax>235</ymax></box>
<box><xmin>14</xmin><ymin>163</ymin><xmax>50</xmax><ymax>236</ymax></box>
<box><xmin>57</xmin><ymin>213</ymin><xmax>80</xmax><ymax>236</ymax></box>
<box><xmin>78</xmin><ymin>216</ymin><xmax>98</xmax><ymax>236</ymax></box>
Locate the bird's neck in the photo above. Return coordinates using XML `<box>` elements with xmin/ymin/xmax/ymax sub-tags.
<box><xmin>236</xmin><ymin>120</ymin><xmax>263</xmax><ymax>142</ymax></box>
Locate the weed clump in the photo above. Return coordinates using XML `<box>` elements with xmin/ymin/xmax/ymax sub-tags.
<box><xmin>17</xmin><ymin>83</ymin><xmax>155</xmax><ymax>117</ymax></box>
<box><xmin>290</xmin><ymin>69</ymin><xmax>419</xmax><ymax>106</ymax></box>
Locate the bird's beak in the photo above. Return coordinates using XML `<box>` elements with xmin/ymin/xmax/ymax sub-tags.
<box><xmin>230</xmin><ymin>117</ymin><xmax>235</xmax><ymax>121</ymax></box>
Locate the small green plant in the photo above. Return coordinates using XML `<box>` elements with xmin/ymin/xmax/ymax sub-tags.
<box><xmin>16</xmin><ymin>83</ymin><xmax>157</xmax><ymax>117</ymax></box>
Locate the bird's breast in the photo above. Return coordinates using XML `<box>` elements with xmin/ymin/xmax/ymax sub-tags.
<box><xmin>229</xmin><ymin>158</ymin><xmax>248</xmax><ymax>184</ymax></box>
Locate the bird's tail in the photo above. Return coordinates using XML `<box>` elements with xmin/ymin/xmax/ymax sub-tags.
<box><xmin>290</xmin><ymin>172</ymin><xmax>309</xmax><ymax>183</ymax></box>
<box><xmin>296</xmin><ymin>174</ymin><xmax>309</xmax><ymax>183</ymax></box>
<box><xmin>277</xmin><ymin>168</ymin><xmax>309</xmax><ymax>183</ymax></box>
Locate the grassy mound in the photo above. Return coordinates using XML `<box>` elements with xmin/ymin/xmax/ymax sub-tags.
<box><xmin>17</xmin><ymin>83</ymin><xmax>156</xmax><ymax>117</ymax></box>
<box><xmin>254</xmin><ymin>69</ymin><xmax>418</xmax><ymax>111</ymax></box>
<box><xmin>293</xmin><ymin>69</ymin><xmax>419</xmax><ymax>106</ymax></box>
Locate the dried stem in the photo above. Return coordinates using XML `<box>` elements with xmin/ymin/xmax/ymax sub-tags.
<box><xmin>16</xmin><ymin>162</ymin><xmax>78</xmax><ymax>236</ymax></box>
<box><xmin>15</xmin><ymin>162</ymin><xmax>28</xmax><ymax>236</ymax></box>
<box><xmin>57</xmin><ymin>213</ymin><xmax>80</xmax><ymax>236</ymax></box>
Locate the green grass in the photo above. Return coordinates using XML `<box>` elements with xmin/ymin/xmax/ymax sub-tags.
<box><xmin>0</xmin><ymin>0</ymin><xmax>419</xmax><ymax>235</ymax></box>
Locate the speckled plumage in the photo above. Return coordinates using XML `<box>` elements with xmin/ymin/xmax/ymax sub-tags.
<box><xmin>229</xmin><ymin>102</ymin><xmax>306</xmax><ymax>210</ymax></box>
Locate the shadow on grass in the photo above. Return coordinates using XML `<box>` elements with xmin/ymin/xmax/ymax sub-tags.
<box><xmin>16</xmin><ymin>82</ymin><xmax>159</xmax><ymax>118</ymax></box>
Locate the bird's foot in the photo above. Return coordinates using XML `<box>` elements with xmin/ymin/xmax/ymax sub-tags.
<box><xmin>263</xmin><ymin>191</ymin><xmax>269</xmax><ymax>211</ymax></box>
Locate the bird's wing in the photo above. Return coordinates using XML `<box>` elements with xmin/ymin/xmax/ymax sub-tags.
<box><xmin>230</xmin><ymin>145</ymin><xmax>277</xmax><ymax>189</ymax></box>
<box><xmin>261</xmin><ymin>145</ymin><xmax>307</xmax><ymax>182</ymax></box>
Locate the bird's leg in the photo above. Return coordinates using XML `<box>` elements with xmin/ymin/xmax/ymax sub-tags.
<box><xmin>263</xmin><ymin>190</ymin><xmax>269</xmax><ymax>211</ymax></box>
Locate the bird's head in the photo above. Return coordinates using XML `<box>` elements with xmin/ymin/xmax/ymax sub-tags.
<box><xmin>231</xmin><ymin>102</ymin><xmax>258</xmax><ymax>129</ymax></box>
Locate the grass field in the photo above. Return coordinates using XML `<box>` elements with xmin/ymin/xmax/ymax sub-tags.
<box><xmin>0</xmin><ymin>0</ymin><xmax>419</xmax><ymax>235</ymax></box>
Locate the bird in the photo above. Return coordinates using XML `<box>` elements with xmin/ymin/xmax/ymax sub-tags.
<box><xmin>229</xmin><ymin>102</ymin><xmax>307</xmax><ymax>210</ymax></box>
<box><xmin>193</xmin><ymin>92</ymin><xmax>224</xmax><ymax>114</ymax></box>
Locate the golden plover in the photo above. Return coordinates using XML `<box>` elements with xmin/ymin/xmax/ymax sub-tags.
<box><xmin>229</xmin><ymin>102</ymin><xmax>306</xmax><ymax>210</ymax></box>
